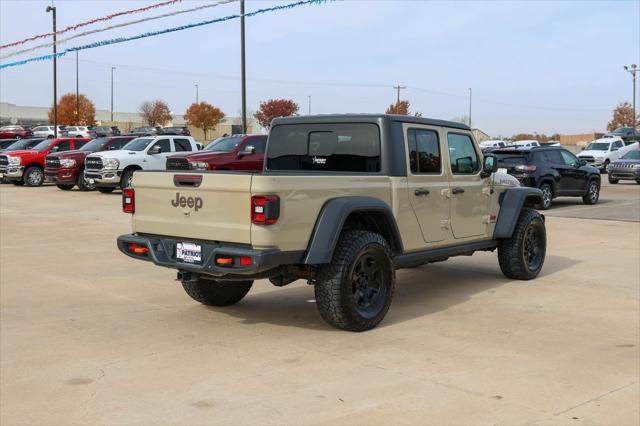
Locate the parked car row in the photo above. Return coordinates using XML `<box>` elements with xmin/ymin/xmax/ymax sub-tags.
<box><xmin>492</xmin><ymin>143</ymin><xmax>640</xmax><ymax>209</ymax></box>
<box><xmin>0</xmin><ymin>134</ymin><xmax>267</xmax><ymax>192</ymax></box>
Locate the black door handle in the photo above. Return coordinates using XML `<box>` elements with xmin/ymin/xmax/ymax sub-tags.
<box><xmin>414</xmin><ymin>188</ymin><xmax>430</xmax><ymax>196</ymax></box>
<box><xmin>452</xmin><ymin>187</ymin><xmax>465</xmax><ymax>195</ymax></box>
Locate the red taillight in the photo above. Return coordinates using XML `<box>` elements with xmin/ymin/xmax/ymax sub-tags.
<box><xmin>240</xmin><ymin>256</ymin><xmax>252</xmax><ymax>266</ymax></box>
<box><xmin>251</xmin><ymin>195</ymin><xmax>279</xmax><ymax>225</ymax></box>
<box><xmin>127</xmin><ymin>243</ymin><xmax>148</xmax><ymax>255</ymax></box>
<box><xmin>123</xmin><ymin>188</ymin><xmax>135</xmax><ymax>213</ymax></box>
<box><xmin>515</xmin><ymin>164</ymin><xmax>537</xmax><ymax>172</ymax></box>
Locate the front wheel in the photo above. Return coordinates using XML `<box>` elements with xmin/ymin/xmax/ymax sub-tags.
<box><xmin>582</xmin><ymin>180</ymin><xmax>600</xmax><ymax>205</ymax></box>
<box><xmin>97</xmin><ymin>187</ymin><xmax>115</xmax><ymax>193</ymax></box>
<box><xmin>498</xmin><ymin>208</ymin><xmax>546</xmax><ymax>280</ymax></box>
<box><xmin>608</xmin><ymin>176</ymin><xmax>619</xmax><ymax>184</ymax></box>
<box><xmin>120</xmin><ymin>169</ymin><xmax>135</xmax><ymax>189</ymax></box>
<box><xmin>24</xmin><ymin>166</ymin><xmax>44</xmax><ymax>187</ymax></box>
<box><xmin>76</xmin><ymin>171</ymin><xmax>95</xmax><ymax>191</ymax></box>
<box><xmin>314</xmin><ymin>230</ymin><xmax>395</xmax><ymax>331</ymax></box>
<box><xmin>182</xmin><ymin>279</ymin><xmax>253</xmax><ymax>306</ymax></box>
<box><xmin>56</xmin><ymin>183</ymin><xmax>74</xmax><ymax>190</ymax></box>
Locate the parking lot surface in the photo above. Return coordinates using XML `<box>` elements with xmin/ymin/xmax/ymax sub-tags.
<box><xmin>1</xmin><ymin>183</ymin><xmax>638</xmax><ymax>425</ymax></box>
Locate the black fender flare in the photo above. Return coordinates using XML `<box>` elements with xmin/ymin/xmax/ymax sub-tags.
<box><xmin>303</xmin><ymin>196</ymin><xmax>403</xmax><ymax>265</ymax></box>
<box><xmin>494</xmin><ymin>187</ymin><xmax>544</xmax><ymax>239</ymax></box>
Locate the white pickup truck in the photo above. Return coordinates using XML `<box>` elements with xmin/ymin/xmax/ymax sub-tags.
<box><xmin>577</xmin><ymin>137</ymin><xmax>627</xmax><ymax>172</ymax></box>
<box><xmin>85</xmin><ymin>135</ymin><xmax>199</xmax><ymax>193</ymax></box>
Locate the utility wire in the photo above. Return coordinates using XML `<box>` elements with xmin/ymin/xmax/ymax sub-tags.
<box><xmin>1</xmin><ymin>0</ymin><xmax>238</xmax><ymax>60</ymax></box>
<box><xmin>0</xmin><ymin>0</ymin><xmax>183</xmax><ymax>49</ymax></box>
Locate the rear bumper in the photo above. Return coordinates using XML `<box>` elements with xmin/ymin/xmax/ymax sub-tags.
<box><xmin>44</xmin><ymin>168</ymin><xmax>78</xmax><ymax>183</ymax></box>
<box><xmin>117</xmin><ymin>233</ymin><xmax>304</xmax><ymax>279</ymax></box>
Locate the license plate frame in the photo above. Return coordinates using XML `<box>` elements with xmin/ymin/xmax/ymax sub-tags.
<box><xmin>176</xmin><ymin>242</ymin><xmax>202</xmax><ymax>264</ymax></box>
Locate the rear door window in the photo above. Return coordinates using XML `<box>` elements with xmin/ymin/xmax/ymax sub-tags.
<box><xmin>109</xmin><ymin>138</ymin><xmax>130</xmax><ymax>150</ymax></box>
<box><xmin>447</xmin><ymin>133</ymin><xmax>479</xmax><ymax>174</ymax></box>
<box><xmin>407</xmin><ymin>128</ymin><xmax>441</xmax><ymax>174</ymax></box>
<box><xmin>250</xmin><ymin>137</ymin><xmax>267</xmax><ymax>153</ymax></box>
<box><xmin>267</xmin><ymin>123</ymin><xmax>380</xmax><ymax>172</ymax></box>
<box><xmin>173</xmin><ymin>138</ymin><xmax>192</xmax><ymax>151</ymax></box>
<box><xmin>56</xmin><ymin>140</ymin><xmax>71</xmax><ymax>152</ymax></box>
<box><xmin>72</xmin><ymin>140</ymin><xmax>88</xmax><ymax>149</ymax></box>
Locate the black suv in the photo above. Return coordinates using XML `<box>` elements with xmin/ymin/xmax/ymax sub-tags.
<box><xmin>493</xmin><ymin>147</ymin><xmax>601</xmax><ymax>209</ymax></box>
<box><xmin>158</xmin><ymin>126</ymin><xmax>191</xmax><ymax>136</ymax></box>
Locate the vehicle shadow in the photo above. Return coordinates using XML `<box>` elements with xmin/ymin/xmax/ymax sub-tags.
<box><xmin>208</xmin><ymin>254</ymin><xmax>581</xmax><ymax>331</ymax></box>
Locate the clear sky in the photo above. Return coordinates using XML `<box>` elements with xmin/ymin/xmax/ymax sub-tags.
<box><xmin>0</xmin><ymin>0</ymin><xmax>638</xmax><ymax>136</ymax></box>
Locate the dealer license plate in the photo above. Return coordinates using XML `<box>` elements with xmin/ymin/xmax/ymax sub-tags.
<box><xmin>0</xmin><ymin>173</ymin><xmax>3</xmax><ymax>179</ymax></box>
<box><xmin>176</xmin><ymin>242</ymin><xmax>202</xmax><ymax>264</ymax></box>
<box><xmin>497</xmin><ymin>168</ymin><xmax>508</xmax><ymax>174</ymax></box>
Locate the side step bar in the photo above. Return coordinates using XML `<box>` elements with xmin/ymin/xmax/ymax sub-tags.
<box><xmin>393</xmin><ymin>240</ymin><xmax>498</xmax><ymax>269</ymax></box>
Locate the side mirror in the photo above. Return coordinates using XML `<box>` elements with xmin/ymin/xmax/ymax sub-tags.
<box><xmin>579</xmin><ymin>159</ymin><xmax>587</xmax><ymax>166</ymax></box>
<box><xmin>50</xmin><ymin>146</ymin><xmax>59</xmax><ymax>153</ymax></box>
<box><xmin>148</xmin><ymin>145</ymin><xmax>162</xmax><ymax>155</ymax></box>
<box><xmin>238</xmin><ymin>145</ymin><xmax>255</xmax><ymax>157</ymax></box>
<box><xmin>481</xmin><ymin>154</ymin><xmax>498</xmax><ymax>177</ymax></box>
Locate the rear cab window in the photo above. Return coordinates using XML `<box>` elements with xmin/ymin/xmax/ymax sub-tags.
<box><xmin>173</xmin><ymin>138</ymin><xmax>193</xmax><ymax>152</ymax></box>
<box><xmin>267</xmin><ymin>123</ymin><xmax>380</xmax><ymax>172</ymax></box>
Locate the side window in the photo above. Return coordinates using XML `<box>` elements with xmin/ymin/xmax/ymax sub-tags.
<box><xmin>544</xmin><ymin>150</ymin><xmax>564</xmax><ymax>164</ymax></box>
<box><xmin>250</xmin><ymin>137</ymin><xmax>266</xmax><ymax>153</ymax></box>
<box><xmin>73</xmin><ymin>140</ymin><xmax>88</xmax><ymax>149</ymax></box>
<box><xmin>109</xmin><ymin>138</ymin><xmax>129</xmax><ymax>150</ymax></box>
<box><xmin>447</xmin><ymin>133</ymin><xmax>479</xmax><ymax>174</ymax></box>
<box><xmin>560</xmin><ymin>150</ymin><xmax>579</xmax><ymax>167</ymax></box>
<box><xmin>174</xmin><ymin>138</ymin><xmax>192</xmax><ymax>152</ymax></box>
<box><xmin>56</xmin><ymin>140</ymin><xmax>71</xmax><ymax>152</ymax></box>
<box><xmin>151</xmin><ymin>139</ymin><xmax>171</xmax><ymax>153</ymax></box>
<box><xmin>407</xmin><ymin>128</ymin><xmax>441</xmax><ymax>174</ymax></box>
<box><xmin>613</xmin><ymin>141</ymin><xmax>623</xmax><ymax>149</ymax></box>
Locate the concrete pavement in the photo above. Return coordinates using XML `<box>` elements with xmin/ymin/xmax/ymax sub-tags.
<box><xmin>1</xmin><ymin>183</ymin><xmax>638</xmax><ymax>425</ymax></box>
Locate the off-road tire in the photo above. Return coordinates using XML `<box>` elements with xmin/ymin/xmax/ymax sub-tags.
<box><xmin>181</xmin><ymin>279</ymin><xmax>253</xmax><ymax>306</ymax></box>
<box><xmin>608</xmin><ymin>175</ymin><xmax>619</xmax><ymax>184</ymax></box>
<box><xmin>24</xmin><ymin>166</ymin><xmax>44</xmax><ymax>187</ymax></box>
<box><xmin>314</xmin><ymin>230</ymin><xmax>395</xmax><ymax>332</ymax></box>
<box><xmin>582</xmin><ymin>180</ymin><xmax>600</xmax><ymax>205</ymax></box>
<box><xmin>498</xmin><ymin>208</ymin><xmax>546</xmax><ymax>280</ymax></box>
<box><xmin>76</xmin><ymin>170</ymin><xmax>94</xmax><ymax>191</ymax></box>
<box><xmin>536</xmin><ymin>183</ymin><xmax>552</xmax><ymax>210</ymax></box>
<box><xmin>56</xmin><ymin>183</ymin><xmax>74</xmax><ymax>190</ymax></box>
<box><xmin>120</xmin><ymin>169</ymin><xmax>135</xmax><ymax>189</ymax></box>
<box><xmin>602</xmin><ymin>160</ymin><xmax>610</xmax><ymax>174</ymax></box>
<box><xmin>97</xmin><ymin>187</ymin><xmax>115</xmax><ymax>193</ymax></box>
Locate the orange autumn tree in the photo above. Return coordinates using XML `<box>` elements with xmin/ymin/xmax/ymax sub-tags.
<box><xmin>254</xmin><ymin>99</ymin><xmax>299</xmax><ymax>129</ymax></box>
<box><xmin>48</xmin><ymin>93</ymin><xmax>96</xmax><ymax>125</ymax></box>
<box><xmin>139</xmin><ymin>100</ymin><xmax>173</xmax><ymax>126</ymax></box>
<box><xmin>385</xmin><ymin>100</ymin><xmax>422</xmax><ymax>117</ymax></box>
<box><xmin>184</xmin><ymin>102</ymin><xmax>225</xmax><ymax>140</ymax></box>
<box><xmin>607</xmin><ymin>102</ymin><xmax>637</xmax><ymax>131</ymax></box>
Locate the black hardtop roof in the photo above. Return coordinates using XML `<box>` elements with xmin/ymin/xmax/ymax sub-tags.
<box><xmin>271</xmin><ymin>114</ymin><xmax>471</xmax><ymax>131</ymax></box>
<box><xmin>492</xmin><ymin>146</ymin><xmax>562</xmax><ymax>155</ymax></box>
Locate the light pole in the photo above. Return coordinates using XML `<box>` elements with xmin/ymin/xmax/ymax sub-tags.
<box><xmin>46</xmin><ymin>5</ymin><xmax>57</xmax><ymax>138</ymax></box>
<box><xmin>308</xmin><ymin>95</ymin><xmax>311</xmax><ymax>115</ymax></box>
<box><xmin>195</xmin><ymin>84</ymin><xmax>199</xmax><ymax>104</ymax></box>
<box><xmin>468</xmin><ymin>88</ymin><xmax>472</xmax><ymax>128</ymax></box>
<box><xmin>624</xmin><ymin>64</ymin><xmax>637</xmax><ymax>128</ymax></box>
<box><xmin>76</xmin><ymin>51</ymin><xmax>79</xmax><ymax>125</ymax></box>
<box><xmin>110</xmin><ymin>67</ymin><xmax>116</xmax><ymax>122</ymax></box>
<box><xmin>240</xmin><ymin>0</ymin><xmax>247</xmax><ymax>134</ymax></box>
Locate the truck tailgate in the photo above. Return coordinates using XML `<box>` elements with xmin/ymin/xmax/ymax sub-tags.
<box><xmin>132</xmin><ymin>172</ymin><xmax>253</xmax><ymax>244</ymax></box>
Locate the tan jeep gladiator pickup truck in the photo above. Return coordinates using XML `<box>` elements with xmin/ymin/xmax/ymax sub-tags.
<box><xmin>118</xmin><ymin>114</ymin><xmax>546</xmax><ymax>331</ymax></box>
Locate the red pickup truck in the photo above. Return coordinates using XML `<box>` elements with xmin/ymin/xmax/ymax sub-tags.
<box><xmin>166</xmin><ymin>134</ymin><xmax>267</xmax><ymax>171</ymax></box>
<box><xmin>0</xmin><ymin>137</ymin><xmax>90</xmax><ymax>186</ymax></box>
<box><xmin>45</xmin><ymin>136</ymin><xmax>135</xmax><ymax>191</ymax></box>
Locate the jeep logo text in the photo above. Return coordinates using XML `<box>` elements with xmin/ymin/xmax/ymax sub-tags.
<box><xmin>171</xmin><ymin>192</ymin><xmax>203</xmax><ymax>211</ymax></box>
